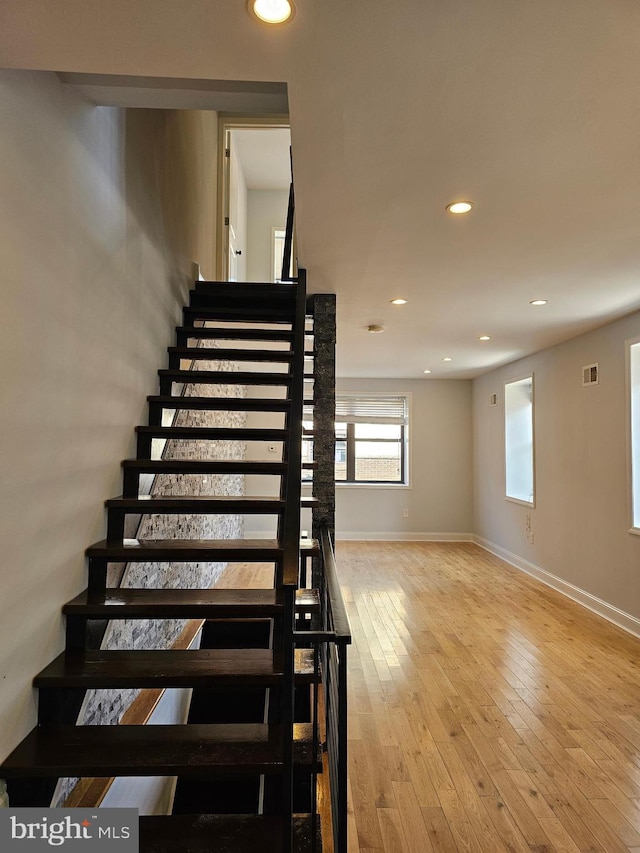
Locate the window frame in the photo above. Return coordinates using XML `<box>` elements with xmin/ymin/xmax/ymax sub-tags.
<box><xmin>504</xmin><ymin>373</ymin><xmax>536</xmax><ymax>507</ymax></box>
<box><xmin>334</xmin><ymin>393</ymin><xmax>411</xmax><ymax>488</ymax></box>
<box><xmin>627</xmin><ymin>337</ymin><xmax>640</xmax><ymax>535</ymax></box>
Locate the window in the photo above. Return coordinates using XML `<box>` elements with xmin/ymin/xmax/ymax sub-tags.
<box><xmin>505</xmin><ymin>375</ymin><xmax>535</xmax><ymax>505</ymax></box>
<box><xmin>272</xmin><ymin>228</ymin><xmax>286</xmax><ymax>282</ymax></box>
<box><xmin>272</xmin><ymin>227</ymin><xmax>294</xmax><ymax>283</ymax></box>
<box><xmin>335</xmin><ymin>395</ymin><xmax>409</xmax><ymax>484</ymax></box>
<box><xmin>629</xmin><ymin>340</ymin><xmax>640</xmax><ymax>531</ymax></box>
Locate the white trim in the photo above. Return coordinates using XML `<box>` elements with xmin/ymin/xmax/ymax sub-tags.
<box><xmin>336</xmin><ymin>482</ymin><xmax>412</xmax><ymax>490</ymax></box>
<box><xmin>473</xmin><ymin>534</ymin><xmax>640</xmax><ymax>639</ymax></box>
<box><xmin>626</xmin><ymin>335</ymin><xmax>640</xmax><ymax>531</ymax></box>
<box><xmin>505</xmin><ymin>495</ymin><xmax>534</xmax><ymax>508</ymax></box>
<box><xmin>336</xmin><ymin>531</ymin><xmax>473</xmax><ymax>542</ymax></box>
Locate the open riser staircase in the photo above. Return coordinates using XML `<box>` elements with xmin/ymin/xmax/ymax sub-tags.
<box><xmin>1</xmin><ymin>277</ymin><xmax>324</xmax><ymax>853</ymax></box>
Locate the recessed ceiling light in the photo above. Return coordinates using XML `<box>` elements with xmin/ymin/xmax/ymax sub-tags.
<box><xmin>478</xmin><ymin>335</ymin><xmax>491</xmax><ymax>341</ymax></box>
<box><xmin>249</xmin><ymin>0</ymin><xmax>295</xmax><ymax>24</ymax></box>
<box><xmin>530</xmin><ymin>299</ymin><xmax>548</xmax><ymax>306</ymax></box>
<box><xmin>390</xmin><ymin>298</ymin><xmax>408</xmax><ymax>305</ymax></box>
<box><xmin>423</xmin><ymin>369</ymin><xmax>432</xmax><ymax>374</ymax></box>
<box><xmin>446</xmin><ymin>201</ymin><xmax>474</xmax><ymax>214</ymax></box>
<box><xmin>367</xmin><ymin>324</ymin><xmax>384</xmax><ymax>333</ymax></box>
<box><xmin>442</xmin><ymin>356</ymin><xmax>453</xmax><ymax>362</ymax></box>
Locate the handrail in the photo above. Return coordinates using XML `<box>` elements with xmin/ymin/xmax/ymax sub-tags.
<box><xmin>295</xmin><ymin>521</ymin><xmax>350</xmax><ymax>853</ymax></box>
<box><xmin>320</xmin><ymin>524</ymin><xmax>352</xmax><ymax>642</ymax></box>
<box><xmin>281</xmin><ymin>181</ymin><xmax>295</xmax><ymax>282</ymax></box>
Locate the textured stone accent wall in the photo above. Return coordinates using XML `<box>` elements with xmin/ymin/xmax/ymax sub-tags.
<box><xmin>310</xmin><ymin>295</ymin><xmax>336</xmax><ymax>544</ymax></box>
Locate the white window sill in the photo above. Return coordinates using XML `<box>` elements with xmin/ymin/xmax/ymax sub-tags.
<box><xmin>505</xmin><ymin>495</ymin><xmax>535</xmax><ymax>508</ymax></box>
<box><xmin>336</xmin><ymin>482</ymin><xmax>412</xmax><ymax>490</ymax></box>
<box><xmin>628</xmin><ymin>526</ymin><xmax>640</xmax><ymax>537</ymax></box>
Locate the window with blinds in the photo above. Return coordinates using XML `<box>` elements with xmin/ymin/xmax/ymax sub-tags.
<box><xmin>334</xmin><ymin>395</ymin><xmax>409</xmax><ymax>484</ymax></box>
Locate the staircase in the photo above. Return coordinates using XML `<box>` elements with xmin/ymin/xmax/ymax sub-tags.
<box><xmin>1</xmin><ymin>276</ymin><xmax>321</xmax><ymax>852</ymax></box>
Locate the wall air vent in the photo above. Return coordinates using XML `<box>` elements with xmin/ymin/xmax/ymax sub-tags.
<box><xmin>489</xmin><ymin>393</ymin><xmax>497</xmax><ymax>407</ymax></box>
<box><xmin>582</xmin><ymin>363</ymin><xmax>599</xmax><ymax>386</ymax></box>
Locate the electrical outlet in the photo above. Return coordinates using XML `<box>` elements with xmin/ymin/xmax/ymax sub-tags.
<box><xmin>403</xmin><ymin>508</ymin><xmax>409</xmax><ymax>518</ymax></box>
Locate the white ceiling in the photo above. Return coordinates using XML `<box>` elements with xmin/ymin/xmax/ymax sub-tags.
<box><xmin>4</xmin><ymin>0</ymin><xmax>640</xmax><ymax>379</ymax></box>
<box><xmin>232</xmin><ymin>128</ymin><xmax>292</xmax><ymax>191</ymax></box>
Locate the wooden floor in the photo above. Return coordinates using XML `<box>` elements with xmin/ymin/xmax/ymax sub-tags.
<box><xmin>337</xmin><ymin>541</ymin><xmax>640</xmax><ymax>853</ymax></box>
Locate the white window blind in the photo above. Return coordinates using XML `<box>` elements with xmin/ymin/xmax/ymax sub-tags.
<box><xmin>335</xmin><ymin>396</ymin><xmax>408</xmax><ymax>425</ymax></box>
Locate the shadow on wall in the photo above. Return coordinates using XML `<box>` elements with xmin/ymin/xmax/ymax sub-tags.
<box><xmin>124</xmin><ymin>108</ymin><xmax>218</xmax><ymax>294</ymax></box>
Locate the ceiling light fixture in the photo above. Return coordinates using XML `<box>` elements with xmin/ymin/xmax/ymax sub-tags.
<box><xmin>530</xmin><ymin>299</ymin><xmax>548</xmax><ymax>306</ymax></box>
<box><xmin>442</xmin><ymin>356</ymin><xmax>453</xmax><ymax>362</ymax></box>
<box><xmin>367</xmin><ymin>324</ymin><xmax>384</xmax><ymax>333</ymax></box>
<box><xmin>249</xmin><ymin>0</ymin><xmax>295</xmax><ymax>24</ymax></box>
<box><xmin>423</xmin><ymin>369</ymin><xmax>432</xmax><ymax>374</ymax></box>
<box><xmin>446</xmin><ymin>201</ymin><xmax>474</xmax><ymax>214</ymax></box>
<box><xmin>390</xmin><ymin>298</ymin><xmax>408</xmax><ymax>305</ymax></box>
<box><xmin>478</xmin><ymin>335</ymin><xmax>491</xmax><ymax>341</ymax></box>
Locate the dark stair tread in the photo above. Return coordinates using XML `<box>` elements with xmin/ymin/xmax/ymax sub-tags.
<box><xmin>123</xmin><ymin>459</ymin><xmax>315</xmax><ymax>472</ymax></box>
<box><xmin>168</xmin><ymin>347</ymin><xmax>294</xmax><ymax>362</ymax></box>
<box><xmin>193</xmin><ymin>281</ymin><xmax>298</xmax><ymax>294</ymax></box>
<box><xmin>86</xmin><ymin>538</ymin><xmax>283</xmax><ymax>561</ymax></box>
<box><xmin>183</xmin><ymin>307</ymin><xmax>293</xmax><ymax>324</ymax></box>
<box><xmin>139</xmin><ymin>814</ymin><xmax>314</xmax><ymax>853</ymax></box>
<box><xmin>175</xmin><ymin>327</ymin><xmax>294</xmax><ymax>342</ymax></box>
<box><xmin>64</xmin><ymin>587</ymin><xmax>319</xmax><ymax>617</ymax></box>
<box><xmin>295</xmin><ymin>589</ymin><xmax>320</xmax><ymax>611</ymax></box>
<box><xmin>135</xmin><ymin>426</ymin><xmax>289</xmax><ymax>441</ymax></box>
<box><xmin>35</xmin><ymin>648</ymin><xmax>316</xmax><ymax>688</ymax></box>
<box><xmin>122</xmin><ymin>459</ymin><xmax>286</xmax><ymax>474</ymax></box>
<box><xmin>64</xmin><ymin>587</ymin><xmax>286</xmax><ymax>617</ymax></box>
<box><xmin>147</xmin><ymin>396</ymin><xmax>292</xmax><ymax>412</ymax></box>
<box><xmin>299</xmin><ymin>539</ymin><xmax>320</xmax><ymax>556</ymax></box>
<box><xmin>0</xmin><ymin>723</ymin><xmax>315</xmax><ymax>778</ymax></box>
<box><xmin>189</xmin><ymin>289</ymin><xmax>296</xmax><ymax>304</ymax></box>
<box><xmin>158</xmin><ymin>370</ymin><xmax>292</xmax><ymax>385</ymax></box>
<box><xmin>106</xmin><ymin>495</ymin><xmax>287</xmax><ymax>512</ymax></box>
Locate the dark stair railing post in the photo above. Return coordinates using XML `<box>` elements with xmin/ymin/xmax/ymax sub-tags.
<box><xmin>278</xmin><ymin>269</ymin><xmax>307</xmax><ymax>852</ymax></box>
<box><xmin>281</xmin><ymin>176</ymin><xmax>295</xmax><ymax>283</ymax></box>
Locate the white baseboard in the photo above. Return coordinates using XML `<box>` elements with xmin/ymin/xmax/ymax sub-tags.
<box><xmin>473</xmin><ymin>535</ymin><xmax>640</xmax><ymax>639</ymax></box>
<box><xmin>336</xmin><ymin>531</ymin><xmax>473</xmax><ymax>542</ymax></box>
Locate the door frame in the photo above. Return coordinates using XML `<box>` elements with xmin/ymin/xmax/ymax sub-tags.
<box><xmin>216</xmin><ymin>114</ymin><xmax>291</xmax><ymax>281</ymax></box>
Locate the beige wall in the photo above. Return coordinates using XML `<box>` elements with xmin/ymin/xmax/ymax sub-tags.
<box><xmin>473</xmin><ymin>309</ymin><xmax>640</xmax><ymax>625</ymax></box>
<box><xmin>0</xmin><ymin>69</ymin><xmax>218</xmax><ymax>759</ymax></box>
<box><xmin>246</xmin><ymin>190</ymin><xmax>290</xmax><ymax>282</ymax></box>
<box><xmin>335</xmin><ymin>378</ymin><xmax>473</xmax><ymax>538</ymax></box>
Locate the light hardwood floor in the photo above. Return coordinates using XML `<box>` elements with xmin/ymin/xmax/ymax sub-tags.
<box><xmin>337</xmin><ymin>541</ymin><xmax>640</xmax><ymax>853</ymax></box>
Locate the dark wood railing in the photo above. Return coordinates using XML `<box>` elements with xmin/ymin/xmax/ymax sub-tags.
<box><xmin>281</xmin><ymin>175</ymin><xmax>295</xmax><ymax>282</ymax></box>
<box><xmin>295</xmin><ymin>522</ymin><xmax>351</xmax><ymax>853</ymax></box>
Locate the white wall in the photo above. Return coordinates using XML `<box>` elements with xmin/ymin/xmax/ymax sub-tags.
<box><xmin>246</xmin><ymin>190</ymin><xmax>289</xmax><ymax>282</ymax></box>
<box><xmin>336</xmin><ymin>378</ymin><xmax>473</xmax><ymax>539</ymax></box>
<box><xmin>0</xmin><ymin>70</ymin><xmax>218</xmax><ymax>761</ymax></box>
<box><xmin>473</xmin><ymin>308</ymin><xmax>640</xmax><ymax>627</ymax></box>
